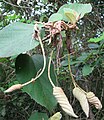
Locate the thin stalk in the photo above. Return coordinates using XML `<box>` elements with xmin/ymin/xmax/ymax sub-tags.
<box><xmin>22</xmin><ymin>31</ymin><xmax>46</xmax><ymax>87</ymax></box>
<box><xmin>76</xmin><ymin>84</ymin><xmax>87</xmax><ymax>94</ymax></box>
<box><xmin>48</xmin><ymin>51</ymin><xmax>55</xmax><ymax>88</ymax></box>
<box><xmin>68</xmin><ymin>54</ymin><xmax>87</xmax><ymax>94</ymax></box>
<box><xmin>68</xmin><ymin>54</ymin><xmax>76</xmax><ymax>88</ymax></box>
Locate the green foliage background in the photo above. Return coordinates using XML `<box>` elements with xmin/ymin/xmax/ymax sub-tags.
<box><xmin>0</xmin><ymin>0</ymin><xmax>104</xmax><ymax>120</ymax></box>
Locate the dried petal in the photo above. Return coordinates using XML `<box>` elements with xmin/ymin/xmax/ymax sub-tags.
<box><xmin>86</xmin><ymin>92</ymin><xmax>102</xmax><ymax>109</ymax></box>
<box><xmin>73</xmin><ymin>87</ymin><xmax>89</xmax><ymax>117</ymax></box>
<box><xmin>4</xmin><ymin>84</ymin><xmax>22</xmax><ymax>93</ymax></box>
<box><xmin>53</xmin><ymin>87</ymin><xmax>78</xmax><ymax>118</ymax></box>
<box><xmin>49</xmin><ymin>112</ymin><xmax>62</xmax><ymax>120</ymax></box>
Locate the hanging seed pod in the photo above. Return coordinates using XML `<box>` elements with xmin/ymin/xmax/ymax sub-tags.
<box><xmin>4</xmin><ymin>84</ymin><xmax>22</xmax><ymax>93</ymax></box>
<box><xmin>53</xmin><ymin>87</ymin><xmax>78</xmax><ymax>118</ymax></box>
<box><xmin>73</xmin><ymin>87</ymin><xmax>89</xmax><ymax>117</ymax></box>
<box><xmin>86</xmin><ymin>92</ymin><xmax>102</xmax><ymax>110</ymax></box>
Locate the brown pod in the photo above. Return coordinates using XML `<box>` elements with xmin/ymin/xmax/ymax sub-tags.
<box><xmin>53</xmin><ymin>87</ymin><xmax>78</xmax><ymax>118</ymax></box>
<box><xmin>4</xmin><ymin>84</ymin><xmax>22</xmax><ymax>93</ymax></box>
<box><xmin>73</xmin><ymin>87</ymin><xmax>89</xmax><ymax>117</ymax></box>
<box><xmin>86</xmin><ymin>92</ymin><xmax>102</xmax><ymax>109</ymax></box>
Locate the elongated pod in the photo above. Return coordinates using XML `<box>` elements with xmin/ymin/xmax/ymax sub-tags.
<box><xmin>86</xmin><ymin>92</ymin><xmax>102</xmax><ymax>109</ymax></box>
<box><xmin>73</xmin><ymin>87</ymin><xmax>89</xmax><ymax>117</ymax></box>
<box><xmin>53</xmin><ymin>87</ymin><xmax>78</xmax><ymax>118</ymax></box>
<box><xmin>4</xmin><ymin>84</ymin><xmax>22</xmax><ymax>93</ymax></box>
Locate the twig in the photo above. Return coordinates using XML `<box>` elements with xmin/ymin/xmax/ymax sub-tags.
<box><xmin>68</xmin><ymin>56</ymin><xmax>87</xmax><ymax>94</ymax></box>
<box><xmin>59</xmin><ymin>52</ymin><xmax>75</xmax><ymax>60</ymax></box>
<box><xmin>67</xmin><ymin>51</ymin><xmax>89</xmax><ymax>94</ymax></box>
<box><xmin>86</xmin><ymin>17</ymin><xmax>102</xmax><ymax>31</ymax></box>
<box><xmin>5</xmin><ymin>70</ymin><xmax>15</xmax><ymax>84</ymax></box>
<box><xmin>3</xmin><ymin>0</ymin><xmax>32</xmax><ymax>10</ymax></box>
<box><xmin>68</xmin><ymin>54</ymin><xmax>76</xmax><ymax>88</ymax></box>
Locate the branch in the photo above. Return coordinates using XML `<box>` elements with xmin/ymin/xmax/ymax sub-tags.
<box><xmin>3</xmin><ymin>0</ymin><xmax>32</xmax><ymax>10</ymax></box>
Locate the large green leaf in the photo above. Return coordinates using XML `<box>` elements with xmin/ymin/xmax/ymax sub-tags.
<box><xmin>0</xmin><ymin>22</ymin><xmax>39</xmax><ymax>57</ymax></box>
<box><xmin>15</xmin><ymin>54</ymin><xmax>57</xmax><ymax>111</ymax></box>
<box><xmin>58</xmin><ymin>3</ymin><xmax>92</xmax><ymax>22</ymax></box>
<box><xmin>28</xmin><ymin>112</ymin><xmax>48</xmax><ymax>120</ymax></box>
<box><xmin>15</xmin><ymin>54</ymin><xmax>36</xmax><ymax>85</ymax></box>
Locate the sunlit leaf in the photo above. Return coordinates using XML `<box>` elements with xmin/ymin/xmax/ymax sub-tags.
<box><xmin>88</xmin><ymin>32</ymin><xmax>104</xmax><ymax>43</ymax></box>
<box><xmin>64</xmin><ymin>8</ymin><xmax>79</xmax><ymax>24</ymax></box>
<box><xmin>58</xmin><ymin>3</ymin><xmax>92</xmax><ymax>22</ymax></box>
<box><xmin>48</xmin><ymin>13</ymin><xmax>63</xmax><ymax>22</ymax></box>
<box><xmin>0</xmin><ymin>22</ymin><xmax>39</xmax><ymax>57</ymax></box>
